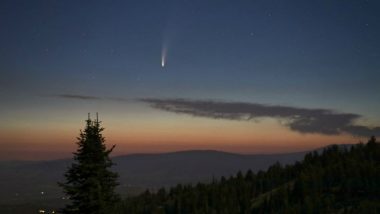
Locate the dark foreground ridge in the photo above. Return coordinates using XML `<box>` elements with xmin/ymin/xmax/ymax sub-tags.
<box><xmin>115</xmin><ymin>137</ymin><xmax>380</xmax><ymax>213</ymax></box>
<box><xmin>0</xmin><ymin>150</ymin><xmax>306</xmax><ymax>214</ymax></box>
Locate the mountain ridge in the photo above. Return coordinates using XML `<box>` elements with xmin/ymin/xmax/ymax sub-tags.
<box><xmin>0</xmin><ymin>144</ymin><xmax>355</xmax><ymax>211</ymax></box>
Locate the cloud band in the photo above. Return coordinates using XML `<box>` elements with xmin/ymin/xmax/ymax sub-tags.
<box><xmin>140</xmin><ymin>98</ymin><xmax>380</xmax><ymax>137</ymax></box>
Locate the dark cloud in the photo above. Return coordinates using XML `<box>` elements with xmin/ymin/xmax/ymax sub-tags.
<box><xmin>140</xmin><ymin>98</ymin><xmax>380</xmax><ymax>137</ymax></box>
<box><xmin>342</xmin><ymin>125</ymin><xmax>380</xmax><ymax>137</ymax></box>
<box><xmin>55</xmin><ymin>94</ymin><xmax>101</xmax><ymax>100</ymax></box>
<box><xmin>52</xmin><ymin>94</ymin><xmax>129</xmax><ymax>102</ymax></box>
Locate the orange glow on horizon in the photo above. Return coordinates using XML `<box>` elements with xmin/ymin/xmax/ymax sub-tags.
<box><xmin>0</xmin><ymin>116</ymin><xmax>361</xmax><ymax>160</ymax></box>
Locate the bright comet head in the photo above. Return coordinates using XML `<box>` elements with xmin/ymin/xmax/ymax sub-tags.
<box><xmin>161</xmin><ymin>44</ymin><xmax>167</xmax><ymax>68</ymax></box>
<box><xmin>161</xmin><ymin>59</ymin><xmax>165</xmax><ymax>67</ymax></box>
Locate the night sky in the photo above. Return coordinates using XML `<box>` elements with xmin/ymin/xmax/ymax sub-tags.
<box><xmin>1</xmin><ymin>0</ymin><xmax>380</xmax><ymax>160</ymax></box>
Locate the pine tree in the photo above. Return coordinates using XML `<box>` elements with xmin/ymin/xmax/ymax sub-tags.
<box><xmin>59</xmin><ymin>114</ymin><xmax>120</xmax><ymax>214</ymax></box>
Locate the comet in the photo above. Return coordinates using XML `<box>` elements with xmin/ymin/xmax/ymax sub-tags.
<box><xmin>161</xmin><ymin>44</ymin><xmax>167</xmax><ymax>68</ymax></box>
<box><xmin>161</xmin><ymin>57</ymin><xmax>165</xmax><ymax>67</ymax></box>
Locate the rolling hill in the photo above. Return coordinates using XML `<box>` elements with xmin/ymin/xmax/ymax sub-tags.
<box><xmin>115</xmin><ymin>140</ymin><xmax>379</xmax><ymax>213</ymax></box>
<box><xmin>0</xmin><ymin>150</ymin><xmax>307</xmax><ymax>210</ymax></box>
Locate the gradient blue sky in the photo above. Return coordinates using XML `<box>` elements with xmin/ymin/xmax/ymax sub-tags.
<box><xmin>1</xmin><ymin>0</ymin><xmax>379</xmax><ymax>160</ymax></box>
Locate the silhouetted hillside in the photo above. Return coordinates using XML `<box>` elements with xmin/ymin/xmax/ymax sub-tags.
<box><xmin>0</xmin><ymin>150</ymin><xmax>307</xmax><ymax>213</ymax></box>
<box><xmin>115</xmin><ymin>138</ymin><xmax>380</xmax><ymax>213</ymax></box>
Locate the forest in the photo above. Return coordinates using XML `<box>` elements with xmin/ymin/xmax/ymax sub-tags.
<box><xmin>114</xmin><ymin>137</ymin><xmax>380</xmax><ymax>214</ymax></box>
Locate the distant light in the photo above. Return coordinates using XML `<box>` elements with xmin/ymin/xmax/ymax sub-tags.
<box><xmin>38</xmin><ymin>210</ymin><xmax>45</xmax><ymax>213</ymax></box>
<box><xmin>41</xmin><ymin>191</ymin><xmax>44</xmax><ymax>195</ymax></box>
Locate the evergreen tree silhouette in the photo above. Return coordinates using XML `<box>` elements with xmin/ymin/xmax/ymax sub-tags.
<box><xmin>59</xmin><ymin>114</ymin><xmax>120</xmax><ymax>214</ymax></box>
